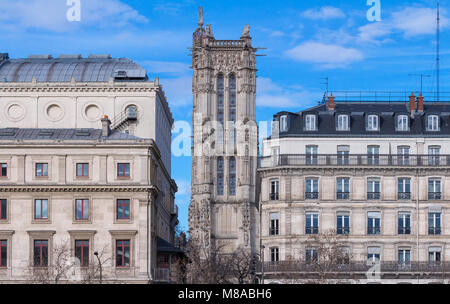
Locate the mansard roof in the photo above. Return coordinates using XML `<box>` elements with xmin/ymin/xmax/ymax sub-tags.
<box><xmin>0</xmin><ymin>54</ymin><xmax>148</xmax><ymax>83</ymax></box>
<box><xmin>273</xmin><ymin>102</ymin><xmax>450</xmax><ymax>138</ymax></box>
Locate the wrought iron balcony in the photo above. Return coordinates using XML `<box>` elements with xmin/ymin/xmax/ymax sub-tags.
<box><xmin>270</xmin><ymin>193</ymin><xmax>279</xmax><ymax>201</ymax></box>
<box><xmin>269</xmin><ymin>228</ymin><xmax>279</xmax><ymax>236</ymax></box>
<box><xmin>305</xmin><ymin>227</ymin><xmax>319</xmax><ymax>235</ymax></box>
<box><xmin>398</xmin><ymin>192</ymin><xmax>411</xmax><ymax>200</ymax></box>
<box><xmin>337</xmin><ymin>227</ymin><xmax>350</xmax><ymax>235</ymax></box>
<box><xmin>428</xmin><ymin>192</ymin><xmax>442</xmax><ymax>200</ymax></box>
<box><xmin>367</xmin><ymin>227</ymin><xmax>381</xmax><ymax>235</ymax></box>
<box><xmin>398</xmin><ymin>227</ymin><xmax>411</xmax><ymax>235</ymax></box>
<box><xmin>336</xmin><ymin>192</ymin><xmax>350</xmax><ymax>200</ymax></box>
<box><xmin>260</xmin><ymin>154</ymin><xmax>450</xmax><ymax>168</ymax></box>
<box><xmin>305</xmin><ymin>192</ymin><xmax>319</xmax><ymax>200</ymax></box>
<box><xmin>367</xmin><ymin>192</ymin><xmax>381</xmax><ymax>200</ymax></box>
<box><xmin>429</xmin><ymin>227</ymin><xmax>442</xmax><ymax>235</ymax></box>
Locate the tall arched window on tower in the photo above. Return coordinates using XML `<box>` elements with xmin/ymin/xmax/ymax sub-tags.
<box><xmin>217</xmin><ymin>157</ymin><xmax>224</xmax><ymax>196</ymax></box>
<box><xmin>229</xmin><ymin>157</ymin><xmax>236</xmax><ymax>196</ymax></box>
<box><xmin>229</xmin><ymin>74</ymin><xmax>237</xmax><ymax>148</ymax></box>
<box><xmin>217</xmin><ymin>74</ymin><xmax>225</xmax><ymax>124</ymax></box>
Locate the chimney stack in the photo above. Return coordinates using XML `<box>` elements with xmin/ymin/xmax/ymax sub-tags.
<box><xmin>328</xmin><ymin>93</ymin><xmax>335</xmax><ymax>111</ymax></box>
<box><xmin>417</xmin><ymin>93</ymin><xmax>424</xmax><ymax>113</ymax></box>
<box><xmin>409</xmin><ymin>92</ymin><xmax>416</xmax><ymax>115</ymax></box>
<box><xmin>101</xmin><ymin>115</ymin><xmax>111</xmax><ymax>137</ymax></box>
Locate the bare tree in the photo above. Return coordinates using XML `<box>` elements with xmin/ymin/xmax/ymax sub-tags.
<box><xmin>228</xmin><ymin>247</ymin><xmax>258</xmax><ymax>284</ymax></box>
<box><xmin>80</xmin><ymin>246</ymin><xmax>111</xmax><ymax>284</ymax></box>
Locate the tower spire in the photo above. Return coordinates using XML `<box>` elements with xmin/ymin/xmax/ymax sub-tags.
<box><xmin>198</xmin><ymin>6</ymin><xmax>204</xmax><ymax>28</ymax></box>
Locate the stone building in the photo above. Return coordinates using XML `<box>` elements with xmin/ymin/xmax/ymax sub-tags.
<box><xmin>259</xmin><ymin>93</ymin><xmax>450</xmax><ymax>283</ymax></box>
<box><xmin>0</xmin><ymin>53</ymin><xmax>177</xmax><ymax>283</ymax></box>
<box><xmin>188</xmin><ymin>9</ymin><xmax>259</xmax><ymax>254</ymax></box>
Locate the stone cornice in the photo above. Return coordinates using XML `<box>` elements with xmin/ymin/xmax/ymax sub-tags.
<box><xmin>0</xmin><ymin>185</ymin><xmax>159</xmax><ymax>194</ymax></box>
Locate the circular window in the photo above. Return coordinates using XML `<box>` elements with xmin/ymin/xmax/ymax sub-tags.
<box><xmin>5</xmin><ymin>103</ymin><xmax>26</xmax><ymax>122</ymax></box>
<box><xmin>83</xmin><ymin>104</ymin><xmax>102</xmax><ymax>122</ymax></box>
<box><xmin>45</xmin><ymin>103</ymin><xmax>65</xmax><ymax>122</ymax></box>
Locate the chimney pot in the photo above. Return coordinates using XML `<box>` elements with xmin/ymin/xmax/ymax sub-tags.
<box><xmin>101</xmin><ymin>116</ymin><xmax>111</xmax><ymax>137</ymax></box>
<box><xmin>417</xmin><ymin>93</ymin><xmax>424</xmax><ymax>113</ymax></box>
<box><xmin>409</xmin><ymin>92</ymin><xmax>416</xmax><ymax>115</ymax></box>
<box><xmin>328</xmin><ymin>93</ymin><xmax>335</xmax><ymax>111</ymax></box>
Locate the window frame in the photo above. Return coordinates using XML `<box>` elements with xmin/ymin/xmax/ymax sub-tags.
<box><xmin>76</xmin><ymin>163</ymin><xmax>89</xmax><ymax>178</ymax></box>
<box><xmin>367</xmin><ymin>212</ymin><xmax>381</xmax><ymax>235</ymax></box>
<box><xmin>337</xmin><ymin>114</ymin><xmax>350</xmax><ymax>131</ymax></box>
<box><xmin>0</xmin><ymin>199</ymin><xmax>7</xmax><ymax>221</ymax></box>
<box><xmin>117</xmin><ymin>163</ymin><xmax>130</xmax><ymax>178</ymax></box>
<box><xmin>366</xmin><ymin>114</ymin><xmax>379</xmax><ymax>131</ymax></box>
<box><xmin>304</xmin><ymin>114</ymin><xmax>317</xmax><ymax>131</ymax></box>
<box><xmin>33</xmin><ymin>240</ymin><xmax>49</xmax><ymax>267</ymax></box>
<box><xmin>280</xmin><ymin>115</ymin><xmax>288</xmax><ymax>132</ymax></box>
<box><xmin>0</xmin><ymin>163</ymin><xmax>7</xmax><ymax>178</ymax></box>
<box><xmin>116</xmin><ymin>240</ymin><xmax>131</xmax><ymax>268</ymax></box>
<box><xmin>270</xmin><ymin>179</ymin><xmax>279</xmax><ymax>201</ymax></box>
<box><xmin>116</xmin><ymin>199</ymin><xmax>131</xmax><ymax>220</ymax></box>
<box><xmin>270</xmin><ymin>247</ymin><xmax>279</xmax><ymax>263</ymax></box>
<box><xmin>427</xmin><ymin>115</ymin><xmax>440</xmax><ymax>132</ymax></box>
<box><xmin>398</xmin><ymin>212</ymin><xmax>411</xmax><ymax>235</ymax></box>
<box><xmin>34</xmin><ymin>199</ymin><xmax>49</xmax><ymax>220</ymax></box>
<box><xmin>269</xmin><ymin>212</ymin><xmax>279</xmax><ymax>236</ymax></box>
<box><xmin>305</xmin><ymin>178</ymin><xmax>319</xmax><ymax>199</ymax></box>
<box><xmin>75</xmin><ymin>199</ymin><xmax>90</xmax><ymax>221</ymax></box>
<box><xmin>396</xmin><ymin>115</ymin><xmax>409</xmax><ymax>132</ymax></box>
<box><xmin>35</xmin><ymin>163</ymin><xmax>48</xmax><ymax>177</ymax></box>
<box><xmin>336</xmin><ymin>177</ymin><xmax>350</xmax><ymax>200</ymax></box>
<box><xmin>75</xmin><ymin>240</ymin><xmax>90</xmax><ymax>268</ymax></box>
<box><xmin>305</xmin><ymin>212</ymin><xmax>319</xmax><ymax>235</ymax></box>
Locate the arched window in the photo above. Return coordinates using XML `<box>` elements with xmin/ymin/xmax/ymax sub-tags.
<box><xmin>229</xmin><ymin>157</ymin><xmax>236</xmax><ymax>196</ymax></box>
<box><xmin>217</xmin><ymin>157</ymin><xmax>224</xmax><ymax>196</ymax></box>
<box><xmin>229</xmin><ymin>74</ymin><xmax>237</xmax><ymax>147</ymax></box>
<box><xmin>217</xmin><ymin>74</ymin><xmax>225</xmax><ymax>125</ymax></box>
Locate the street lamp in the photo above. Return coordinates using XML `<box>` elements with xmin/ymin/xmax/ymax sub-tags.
<box><xmin>260</xmin><ymin>245</ymin><xmax>265</xmax><ymax>285</ymax></box>
<box><xmin>94</xmin><ymin>251</ymin><xmax>102</xmax><ymax>284</ymax></box>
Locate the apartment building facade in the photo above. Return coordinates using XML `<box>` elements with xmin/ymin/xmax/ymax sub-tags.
<box><xmin>259</xmin><ymin>93</ymin><xmax>450</xmax><ymax>283</ymax></box>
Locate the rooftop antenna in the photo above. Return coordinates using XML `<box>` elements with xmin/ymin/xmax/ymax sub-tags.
<box><xmin>320</xmin><ymin>77</ymin><xmax>329</xmax><ymax>103</ymax></box>
<box><xmin>408</xmin><ymin>74</ymin><xmax>431</xmax><ymax>94</ymax></box>
<box><xmin>436</xmin><ymin>0</ymin><xmax>440</xmax><ymax>102</ymax></box>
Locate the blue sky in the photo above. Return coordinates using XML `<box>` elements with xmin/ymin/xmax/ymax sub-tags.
<box><xmin>1</xmin><ymin>0</ymin><xmax>449</xmax><ymax>232</ymax></box>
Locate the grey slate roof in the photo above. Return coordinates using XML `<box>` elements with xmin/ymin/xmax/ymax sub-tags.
<box><xmin>157</xmin><ymin>237</ymin><xmax>184</xmax><ymax>254</ymax></box>
<box><xmin>0</xmin><ymin>128</ymin><xmax>144</xmax><ymax>141</ymax></box>
<box><xmin>273</xmin><ymin>102</ymin><xmax>450</xmax><ymax>138</ymax></box>
<box><xmin>0</xmin><ymin>54</ymin><xmax>148</xmax><ymax>83</ymax></box>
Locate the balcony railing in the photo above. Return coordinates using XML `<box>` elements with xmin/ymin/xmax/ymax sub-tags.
<box><xmin>337</xmin><ymin>227</ymin><xmax>350</xmax><ymax>235</ymax></box>
<box><xmin>270</xmin><ymin>193</ymin><xmax>279</xmax><ymax>201</ymax></box>
<box><xmin>305</xmin><ymin>192</ymin><xmax>319</xmax><ymax>200</ymax></box>
<box><xmin>398</xmin><ymin>227</ymin><xmax>411</xmax><ymax>235</ymax></box>
<box><xmin>398</xmin><ymin>192</ymin><xmax>411</xmax><ymax>200</ymax></box>
<box><xmin>260</xmin><ymin>154</ymin><xmax>450</xmax><ymax>168</ymax></box>
<box><xmin>367</xmin><ymin>227</ymin><xmax>381</xmax><ymax>235</ymax></box>
<box><xmin>367</xmin><ymin>192</ymin><xmax>381</xmax><ymax>200</ymax></box>
<box><xmin>336</xmin><ymin>192</ymin><xmax>350</xmax><ymax>200</ymax></box>
<box><xmin>429</xmin><ymin>227</ymin><xmax>442</xmax><ymax>235</ymax></box>
<box><xmin>269</xmin><ymin>228</ymin><xmax>279</xmax><ymax>236</ymax></box>
<box><xmin>305</xmin><ymin>227</ymin><xmax>319</xmax><ymax>235</ymax></box>
<box><xmin>428</xmin><ymin>192</ymin><xmax>442</xmax><ymax>200</ymax></box>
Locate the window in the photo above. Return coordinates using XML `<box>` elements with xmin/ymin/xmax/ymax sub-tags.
<box><xmin>270</xmin><ymin>247</ymin><xmax>279</xmax><ymax>263</ymax></box>
<box><xmin>75</xmin><ymin>199</ymin><xmax>89</xmax><ymax>221</ymax></box>
<box><xmin>367</xmin><ymin>146</ymin><xmax>380</xmax><ymax>165</ymax></box>
<box><xmin>0</xmin><ymin>164</ymin><xmax>6</xmax><ymax>177</ymax></box>
<box><xmin>35</xmin><ymin>163</ymin><xmax>48</xmax><ymax>177</ymax></box>
<box><xmin>217</xmin><ymin>74</ymin><xmax>224</xmax><ymax>125</ymax></box>
<box><xmin>271</xmin><ymin>147</ymin><xmax>280</xmax><ymax>166</ymax></box>
<box><xmin>398</xmin><ymin>249</ymin><xmax>411</xmax><ymax>265</ymax></box>
<box><xmin>117</xmin><ymin>199</ymin><xmax>130</xmax><ymax>220</ymax></box>
<box><xmin>397</xmin><ymin>115</ymin><xmax>409</xmax><ymax>131</ymax></box>
<box><xmin>337</xmin><ymin>115</ymin><xmax>350</xmax><ymax>131</ymax></box>
<box><xmin>367</xmin><ymin>115</ymin><xmax>379</xmax><ymax>131</ymax></box>
<box><xmin>427</xmin><ymin>115</ymin><xmax>439</xmax><ymax>131</ymax></box>
<box><xmin>126</xmin><ymin>105</ymin><xmax>137</xmax><ymax>119</ymax></box>
<box><xmin>428</xmin><ymin>247</ymin><xmax>441</xmax><ymax>264</ymax></box>
<box><xmin>229</xmin><ymin>75</ymin><xmax>237</xmax><ymax>145</ymax></box>
<box><xmin>0</xmin><ymin>199</ymin><xmax>6</xmax><ymax>220</ymax></box>
<box><xmin>336</xmin><ymin>178</ymin><xmax>350</xmax><ymax>200</ymax></box>
<box><xmin>33</xmin><ymin>240</ymin><xmax>48</xmax><ymax>267</ymax></box>
<box><xmin>337</xmin><ymin>146</ymin><xmax>349</xmax><ymax>165</ymax></box>
<box><xmin>398</xmin><ymin>178</ymin><xmax>411</xmax><ymax>200</ymax></box>
<box><xmin>305</xmin><ymin>115</ymin><xmax>316</xmax><ymax>131</ymax></box>
<box><xmin>428</xmin><ymin>147</ymin><xmax>441</xmax><ymax>166</ymax></box>
<box><xmin>398</xmin><ymin>212</ymin><xmax>411</xmax><ymax>235</ymax></box>
<box><xmin>397</xmin><ymin>146</ymin><xmax>410</xmax><ymax>166</ymax></box>
<box><xmin>229</xmin><ymin>157</ymin><xmax>236</xmax><ymax>196</ymax></box>
<box><xmin>280</xmin><ymin>115</ymin><xmax>288</xmax><ymax>132</ymax></box>
<box><xmin>428</xmin><ymin>212</ymin><xmax>441</xmax><ymax>235</ymax></box>
<box><xmin>306</xmin><ymin>146</ymin><xmax>318</xmax><ymax>165</ymax></box>
<box><xmin>117</xmin><ymin>163</ymin><xmax>130</xmax><ymax>177</ymax></box>
<box><xmin>270</xmin><ymin>213</ymin><xmax>279</xmax><ymax>236</ymax></box>
<box><xmin>34</xmin><ymin>199</ymin><xmax>48</xmax><ymax>220</ymax></box>
<box><xmin>428</xmin><ymin>179</ymin><xmax>441</xmax><ymax>200</ymax></box>
<box><xmin>367</xmin><ymin>212</ymin><xmax>381</xmax><ymax>235</ymax></box>
<box><xmin>305</xmin><ymin>248</ymin><xmax>318</xmax><ymax>263</ymax></box>
<box><xmin>367</xmin><ymin>247</ymin><xmax>380</xmax><ymax>263</ymax></box>
<box><xmin>217</xmin><ymin>157</ymin><xmax>224</xmax><ymax>196</ymax></box>
<box><xmin>305</xmin><ymin>178</ymin><xmax>319</xmax><ymax>199</ymax></box>
<box><xmin>0</xmin><ymin>240</ymin><xmax>6</xmax><ymax>267</ymax></box>
<box><xmin>305</xmin><ymin>212</ymin><xmax>319</xmax><ymax>234</ymax></box>
<box><xmin>337</xmin><ymin>213</ymin><xmax>350</xmax><ymax>235</ymax></box>
<box><xmin>270</xmin><ymin>180</ymin><xmax>279</xmax><ymax>201</ymax></box>
<box><xmin>367</xmin><ymin>178</ymin><xmax>380</xmax><ymax>200</ymax></box>
<box><xmin>75</xmin><ymin>240</ymin><xmax>89</xmax><ymax>267</ymax></box>
<box><xmin>116</xmin><ymin>240</ymin><xmax>130</xmax><ymax>267</ymax></box>
<box><xmin>76</xmin><ymin>163</ymin><xmax>89</xmax><ymax>177</ymax></box>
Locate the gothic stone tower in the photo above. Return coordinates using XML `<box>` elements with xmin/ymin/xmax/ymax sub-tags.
<box><xmin>189</xmin><ymin>8</ymin><xmax>259</xmax><ymax>254</ymax></box>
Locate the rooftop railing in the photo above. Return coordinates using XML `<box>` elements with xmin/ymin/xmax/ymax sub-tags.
<box><xmin>260</xmin><ymin>154</ymin><xmax>450</xmax><ymax>168</ymax></box>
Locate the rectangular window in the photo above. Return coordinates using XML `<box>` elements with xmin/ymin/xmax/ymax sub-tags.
<box><xmin>0</xmin><ymin>240</ymin><xmax>6</xmax><ymax>267</ymax></box>
<box><xmin>427</xmin><ymin>115</ymin><xmax>439</xmax><ymax>131</ymax></box>
<box><xmin>428</xmin><ymin>147</ymin><xmax>441</xmax><ymax>166</ymax></box>
<box><xmin>428</xmin><ymin>247</ymin><xmax>441</xmax><ymax>264</ymax></box>
<box><xmin>398</xmin><ymin>178</ymin><xmax>411</xmax><ymax>200</ymax></box>
<box><xmin>305</xmin><ymin>212</ymin><xmax>319</xmax><ymax>235</ymax></box>
<box><xmin>428</xmin><ymin>212</ymin><xmax>441</xmax><ymax>235</ymax></box>
<box><xmin>367</xmin><ymin>178</ymin><xmax>380</xmax><ymax>200</ymax></box>
<box><xmin>305</xmin><ymin>248</ymin><xmax>318</xmax><ymax>263</ymax></box>
<box><xmin>0</xmin><ymin>199</ymin><xmax>6</xmax><ymax>220</ymax></box>
<box><xmin>269</xmin><ymin>213</ymin><xmax>279</xmax><ymax>236</ymax></box>
<box><xmin>305</xmin><ymin>178</ymin><xmax>319</xmax><ymax>199</ymax></box>
<box><xmin>34</xmin><ymin>199</ymin><xmax>48</xmax><ymax>220</ymax></box>
<box><xmin>270</xmin><ymin>180</ymin><xmax>279</xmax><ymax>201</ymax></box>
<box><xmin>397</xmin><ymin>147</ymin><xmax>410</xmax><ymax>166</ymax></box>
<box><xmin>398</xmin><ymin>249</ymin><xmax>411</xmax><ymax>265</ymax></box>
<box><xmin>428</xmin><ymin>179</ymin><xmax>441</xmax><ymax>200</ymax></box>
<box><xmin>367</xmin><ymin>212</ymin><xmax>381</xmax><ymax>235</ymax></box>
<box><xmin>75</xmin><ymin>199</ymin><xmax>89</xmax><ymax>221</ymax></box>
<box><xmin>337</xmin><ymin>146</ymin><xmax>350</xmax><ymax>165</ymax></box>
<box><xmin>337</xmin><ymin>115</ymin><xmax>349</xmax><ymax>131</ymax></box>
<box><xmin>0</xmin><ymin>164</ymin><xmax>6</xmax><ymax>177</ymax></box>
<box><xmin>305</xmin><ymin>115</ymin><xmax>316</xmax><ymax>131</ymax></box>
<box><xmin>116</xmin><ymin>240</ymin><xmax>130</xmax><ymax>267</ymax></box>
<box><xmin>337</xmin><ymin>213</ymin><xmax>350</xmax><ymax>235</ymax></box>
<box><xmin>33</xmin><ymin>240</ymin><xmax>48</xmax><ymax>267</ymax></box>
<box><xmin>76</xmin><ymin>163</ymin><xmax>89</xmax><ymax>177</ymax></box>
<box><xmin>271</xmin><ymin>147</ymin><xmax>280</xmax><ymax>166</ymax></box>
<box><xmin>280</xmin><ymin>116</ymin><xmax>288</xmax><ymax>132</ymax></box>
<box><xmin>117</xmin><ymin>199</ymin><xmax>130</xmax><ymax>220</ymax></box>
<box><xmin>336</xmin><ymin>178</ymin><xmax>350</xmax><ymax>200</ymax></box>
<box><xmin>397</xmin><ymin>115</ymin><xmax>408</xmax><ymax>131</ymax></box>
<box><xmin>398</xmin><ymin>212</ymin><xmax>411</xmax><ymax>235</ymax></box>
<box><xmin>75</xmin><ymin>240</ymin><xmax>89</xmax><ymax>267</ymax></box>
<box><xmin>117</xmin><ymin>163</ymin><xmax>130</xmax><ymax>177</ymax></box>
<box><xmin>35</xmin><ymin>163</ymin><xmax>48</xmax><ymax>177</ymax></box>
<box><xmin>270</xmin><ymin>247</ymin><xmax>279</xmax><ymax>263</ymax></box>
<box><xmin>367</xmin><ymin>146</ymin><xmax>380</xmax><ymax>165</ymax></box>
<box><xmin>306</xmin><ymin>146</ymin><xmax>318</xmax><ymax>165</ymax></box>
<box><xmin>367</xmin><ymin>115</ymin><xmax>379</xmax><ymax>131</ymax></box>
<box><xmin>367</xmin><ymin>247</ymin><xmax>380</xmax><ymax>263</ymax></box>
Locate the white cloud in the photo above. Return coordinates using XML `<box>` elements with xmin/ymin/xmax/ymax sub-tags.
<box><xmin>160</xmin><ymin>76</ymin><xmax>192</xmax><ymax>107</ymax></box>
<box><xmin>357</xmin><ymin>22</ymin><xmax>392</xmax><ymax>44</ymax></box>
<box><xmin>285</xmin><ymin>42</ymin><xmax>364</xmax><ymax>68</ymax></box>
<box><xmin>174</xmin><ymin>179</ymin><xmax>191</xmax><ymax>196</ymax></box>
<box><xmin>391</xmin><ymin>7</ymin><xmax>448</xmax><ymax>37</ymax></box>
<box><xmin>302</xmin><ymin>6</ymin><xmax>345</xmax><ymax>20</ymax></box>
<box><xmin>0</xmin><ymin>0</ymin><xmax>148</xmax><ymax>32</ymax></box>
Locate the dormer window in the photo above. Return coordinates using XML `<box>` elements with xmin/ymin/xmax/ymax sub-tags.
<box><xmin>337</xmin><ymin>114</ymin><xmax>350</xmax><ymax>131</ymax></box>
<box><xmin>397</xmin><ymin>115</ymin><xmax>409</xmax><ymax>131</ymax></box>
<box><xmin>367</xmin><ymin>115</ymin><xmax>379</xmax><ymax>131</ymax></box>
<box><xmin>280</xmin><ymin>115</ymin><xmax>288</xmax><ymax>132</ymax></box>
<box><xmin>427</xmin><ymin>115</ymin><xmax>440</xmax><ymax>131</ymax></box>
<box><xmin>305</xmin><ymin>114</ymin><xmax>317</xmax><ymax>131</ymax></box>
